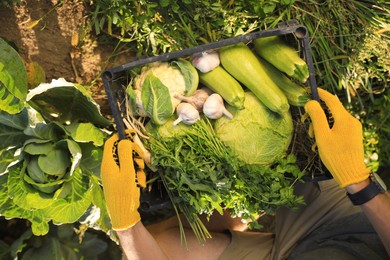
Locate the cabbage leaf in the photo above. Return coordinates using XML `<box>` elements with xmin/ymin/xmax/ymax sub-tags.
<box><xmin>215</xmin><ymin>91</ymin><xmax>293</xmax><ymax>165</ymax></box>
<box><xmin>0</xmin><ymin>38</ymin><xmax>27</xmax><ymax>114</ymax></box>
<box><xmin>27</xmin><ymin>78</ymin><xmax>110</xmax><ymax>127</ymax></box>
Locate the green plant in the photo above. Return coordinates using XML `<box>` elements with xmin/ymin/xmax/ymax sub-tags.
<box><xmin>1</xmin><ymin>222</ymin><xmax>122</xmax><ymax>259</ymax></box>
<box><xmin>290</xmin><ymin>0</ymin><xmax>389</xmax><ymax>92</ymax></box>
<box><xmin>146</xmin><ymin>117</ymin><xmax>304</xmax><ymax>241</ymax></box>
<box><xmin>87</xmin><ymin>0</ymin><xmax>388</xmax><ymax>94</ymax></box>
<box><xmin>0</xmin><ymin>39</ymin><xmax>112</xmax><ymax>236</ymax></box>
<box><xmin>350</xmin><ymin>87</ymin><xmax>390</xmax><ymax>170</ymax></box>
<box><xmin>86</xmin><ymin>0</ymin><xmax>294</xmax><ymax>56</ymax></box>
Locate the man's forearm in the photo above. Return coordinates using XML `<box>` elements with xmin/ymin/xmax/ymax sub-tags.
<box><xmin>116</xmin><ymin>222</ymin><xmax>169</xmax><ymax>260</ymax></box>
<box><xmin>347</xmin><ymin>180</ymin><xmax>390</xmax><ymax>255</ymax></box>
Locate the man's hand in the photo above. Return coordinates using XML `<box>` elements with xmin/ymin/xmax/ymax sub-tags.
<box><xmin>101</xmin><ymin>130</ymin><xmax>146</xmax><ymax>230</ymax></box>
<box><xmin>304</xmin><ymin>88</ymin><xmax>370</xmax><ymax>188</ymax></box>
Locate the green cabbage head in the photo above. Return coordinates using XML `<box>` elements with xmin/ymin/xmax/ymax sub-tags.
<box><xmin>214</xmin><ymin>91</ymin><xmax>293</xmax><ymax>165</ymax></box>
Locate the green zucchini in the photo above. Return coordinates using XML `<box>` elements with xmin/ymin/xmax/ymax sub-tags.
<box><xmin>219</xmin><ymin>42</ymin><xmax>289</xmax><ymax>114</ymax></box>
<box><xmin>260</xmin><ymin>58</ymin><xmax>310</xmax><ymax>107</ymax></box>
<box><xmin>199</xmin><ymin>65</ymin><xmax>245</xmax><ymax>109</ymax></box>
<box><xmin>254</xmin><ymin>36</ymin><xmax>309</xmax><ymax>83</ymax></box>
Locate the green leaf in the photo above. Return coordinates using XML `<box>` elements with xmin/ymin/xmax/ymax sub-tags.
<box><xmin>0</xmin><ymin>109</ymin><xmax>29</xmax><ymax>150</ymax></box>
<box><xmin>141</xmin><ymin>73</ymin><xmax>174</xmax><ymax>125</ymax></box>
<box><xmin>38</xmin><ymin>148</ymin><xmax>70</xmax><ymax>176</ymax></box>
<box><xmin>89</xmin><ymin>175</ymin><xmax>111</xmax><ymax>231</ymax></box>
<box><xmin>79</xmin><ymin>143</ymin><xmax>103</xmax><ymax>177</ymax></box>
<box><xmin>24</xmin><ymin>122</ymin><xmax>64</xmax><ymax>140</ymax></box>
<box><xmin>23</xmin><ymin>170</ymin><xmax>69</xmax><ymax>194</ymax></box>
<box><xmin>281</xmin><ymin>0</ymin><xmax>294</xmax><ymax>5</ymax></box>
<box><xmin>24</xmin><ymin>142</ymin><xmax>54</xmax><ymax>155</ymax></box>
<box><xmin>26</xmin><ymin>156</ymin><xmax>48</xmax><ymax>183</ymax></box>
<box><xmin>159</xmin><ymin>0</ymin><xmax>170</xmax><ymax>7</ymax></box>
<box><xmin>72</xmin><ymin>232</ymin><xmax>108</xmax><ymax>258</ymax></box>
<box><xmin>0</xmin><ymin>37</ymin><xmax>27</xmax><ymax>114</ymax></box>
<box><xmin>7</xmin><ymin>162</ymin><xmax>55</xmax><ymax>210</ymax></box>
<box><xmin>0</xmin><ymin>173</ymin><xmax>10</xmax><ymax>206</ymax></box>
<box><xmin>65</xmin><ymin>139</ymin><xmax>82</xmax><ymax>175</ymax></box>
<box><xmin>21</xmin><ymin>237</ymin><xmax>63</xmax><ymax>260</ymax></box>
<box><xmin>58</xmin><ymin>245</ymin><xmax>78</xmax><ymax>260</ymax></box>
<box><xmin>9</xmin><ymin>229</ymin><xmax>33</xmax><ymax>258</ymax></box>
<box><xmin>29</xmin><ymin>216</ymin><xmax>50</xmax><ymax>236</ymax></box>
<box><xmin>0</xmin><ymin>240</ymin><xmax>10</xmax><ymax>259</ymax></box>
<box><xmin>172</xmin><ymin>59</ymin><xmax>199</xmax><ymax>95</ymax></box>
<box><xmin>26</xmin><ymin>78</ymin><xmax>110</xmax><ymax>127</ymax></box>
<box><xmin>0</xmin><ymin>147</ymin><xmax>19</xmax><ymax>174</ymax></box>
<box><xmin>0</xmin><ymin>170</ymin><xmax>50</xmax><ymax>236</ymax></box>
<box><xmin>44</xmin><ymin>168</ymin><xmax>92</xmax><ymax>224</ymax></box>
<box><xmin>64</xmin><ymin>122</ymin><xmax>106</xmax><ymax>146</ymax></box>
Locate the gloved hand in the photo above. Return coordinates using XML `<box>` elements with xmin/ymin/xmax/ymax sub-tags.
<box><xmin>304</xmin><ymin>88</ymin><xmax>370</xmax><ymax>188</ymax></box>
<box><xmin>101</xmin><ymin>130</ymin><xmax>146</xmax><ymax>230</ymax></box>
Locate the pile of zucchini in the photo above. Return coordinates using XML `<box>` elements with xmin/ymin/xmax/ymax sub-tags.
<box><xmin>199</xmin><ymin>35</ymin><xmax>310</xmax><ymax>114</ymax></box>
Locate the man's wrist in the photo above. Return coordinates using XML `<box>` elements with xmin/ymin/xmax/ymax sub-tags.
<box><xmin>346</xmin><ymin>172</ymin><xmax>387</xmax><ymax>206</ymax></box>
<box><xmin>346</xmin><ymin>178</ymin><xmax>371</xmax><ymax>194</ymax></box>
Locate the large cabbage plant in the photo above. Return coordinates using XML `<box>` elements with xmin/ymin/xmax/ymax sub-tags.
<box><xmin>0</xmin><ymin>38</ymin><xmax>111</xmax><ymax>236</ymax></box>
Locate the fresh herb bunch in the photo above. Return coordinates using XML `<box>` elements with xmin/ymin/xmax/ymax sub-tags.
<box><xmin>147</xmin><ymin>118</ymin><xmax>305</xmax><ymax>241</ymax></box>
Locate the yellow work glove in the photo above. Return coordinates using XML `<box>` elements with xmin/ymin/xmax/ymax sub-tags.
<box><xmin>304</xmin><ymin>88</ymin><xmax>370</xmax><ymax>188</ymax></box>
<box><xmin>101</xmin><ymin>130</ymin><xmax>146</xmax><ymax>230</ymax></box>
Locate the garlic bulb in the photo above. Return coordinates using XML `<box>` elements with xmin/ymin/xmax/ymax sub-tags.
<box><xmin>174</xmin><ymin>88</ymin><xmax>212</xmax><ymax>111</ymax></box>
<box><xmin>173</xmin><ymin>102</ymin><xmax>200</xmax><ymax>125</ymax></box>
<box><xmin>203</xmin><ymin>93</ymin><xmax>233</xmax><ymax>119</ymax></box>
<box><xmin>192</xmin><ymin>50</ymin><xmax>220</xmax><ymax>73</ymax></box>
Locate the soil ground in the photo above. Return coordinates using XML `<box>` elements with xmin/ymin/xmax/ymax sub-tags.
<box><xmin>0</xmin><ymin>0</ymin><xmax>134</xmax><ymax>116</ymax></box>
<box><xmin>0</xmin><ymin>0</ymin><xmax>131</xmax><ymax>253</ymax></box>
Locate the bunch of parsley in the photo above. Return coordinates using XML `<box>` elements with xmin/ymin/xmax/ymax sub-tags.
<box><xmin>147</xmin><ymin>118</ymin><xmax>305</xmax><ymax>242</ymax></box>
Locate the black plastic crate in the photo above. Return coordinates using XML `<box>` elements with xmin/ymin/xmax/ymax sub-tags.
<box><xmin>101</xmin><ymin>20</ymin><xmax>330</xmax><ymax>215</ymax></box>
<box><xmin>102</xmin><ymin>20</ymin><xmax>319</xmax><ymax>140</ymax></box>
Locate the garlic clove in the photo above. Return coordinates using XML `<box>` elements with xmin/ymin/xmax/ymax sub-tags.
<box><xmin>203</xmin><ymin>93</ymin><xmax>233</xmax><ymax>120</ymax></box>
<box><xmin>173</xmin><ymin>102</ymin><xmax>200</xmax><ymax>126</ymax></box>
<box><xmin>192</xmin><ymin>50</ymin><xmax>220</xmax><ymax>73</ymax></box>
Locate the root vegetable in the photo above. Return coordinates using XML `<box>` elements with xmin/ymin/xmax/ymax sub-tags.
<box><xmin>203</xmin><ymin>93</ymin><xmax>233</xmax><ymax>120</ymax></box>
<box><xmin>192</xmin><ymin>50</ymin><xmax>220</xmax><ymax>73</ymax></box>
<box><xmin>173</xmin><ymin>102</ymin><xmax>200</xmax><ymax>125</ymax></box>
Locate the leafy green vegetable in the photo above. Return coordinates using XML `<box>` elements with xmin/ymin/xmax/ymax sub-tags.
<box><xmin>130</xmin><ymin>61</ymin><xmax>199</xmax><ymax>125</ymax></box>
<box><xmin>172</xmin><ymin>59</ymin><xmax>199</xmax><ymax>95</ymax></box>
<box><xmin>0</xmin><ymin>37</ymin><xmax>27</xmax><ymax>114</ymax></box>
<box><xmin>214</xmin><ymin>92</ymin><xmax>293</xmax><ymax>165</ymax></box>
<box><xmin>0</xmin><ymin>109</ymin><xmax>29</xmax><ymax>151</ymax></box>
<box><xmin>0</xmin><ymin>89</ymin><xmax>109</xmax><ymax>236</ymax></box>
<box><xmin>5</xmin><ymin>223</ymin><xmax>113</xmax><ymax>260</ymax></box>
<box><xmin>64</xmin><ymin>122</ymin><xmax>106</xmax><ymax>146</ymax></box>
<box><xmin>26</xmin><ymin>78</ymin><xmax>110</xmax><ymax>127</ymax></box>
<box><xmin>146</xmin><ymin>117</ymin><xmax>304</xmax><ymax>241</ymax></box>
<box><xmin>141</xmin><ymin>73</ymin><xmax>175</xmax><ymax>125</ymax></box>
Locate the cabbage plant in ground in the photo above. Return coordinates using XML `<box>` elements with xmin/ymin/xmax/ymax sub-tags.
<box><xmin>0</xmin><ymin>38</ymin><xmax>112</xmax><ymax>237</ymax></box>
